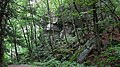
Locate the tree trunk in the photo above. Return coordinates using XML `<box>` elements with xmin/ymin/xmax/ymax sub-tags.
<box><xmin>46</xmin><ymin>0</ymin><xmax>54</xmax><ymax>52</ymax></box>
<box><xmin>0</xmin><ymin>0</ymin><xmax>8</xmax><ymax>65</ymax></box>
<box><xmin>21</xmin><ymin>25</ymin><xmax>29</xmax><ymax>48</ymax></box>
<box><xmin>93</xmin><ymin>3</ymin><xmax>101</xmax><ymax>54</ymax></box>
<box><xmin>28</xmin><ymin>0</ymin><xmax>38</xmax><ymax>47</ymax></box>
<box><xmin>13</xmin><ymin>26</ymin><xmax>19</xmax><ymax>62</ymax></box>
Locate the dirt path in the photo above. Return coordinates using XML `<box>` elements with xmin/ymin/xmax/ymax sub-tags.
<box><xmin>8</xmin><ymin>64</ymin><xmax>39</xmax><ymax>67</ymax></box>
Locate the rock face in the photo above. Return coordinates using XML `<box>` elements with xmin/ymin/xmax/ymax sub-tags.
<box><xmin>45</xmin><ymin>23</ymin><xmax>62</xmax><ymax>32</ymax></box>
<box><xmin>8</xmin><ymin>64</ymin><xmax>38</xmax><ymax>67</ymax></box>
<box><xmin>60</xmin><ymin>22</ymin><xmax>73</xmax><ymax>38</ymax></box>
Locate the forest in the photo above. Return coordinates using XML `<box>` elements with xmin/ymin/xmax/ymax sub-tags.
<box><xmin>0</xmin><ymin>0</ymin><xmax>120</xmax><ymax>67</ymax></box>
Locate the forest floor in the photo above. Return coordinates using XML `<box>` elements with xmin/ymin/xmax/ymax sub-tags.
<box><xmin>8</xmin><ymin>64</ymin><xmax>39</xmax><ymax>67</ymax></box>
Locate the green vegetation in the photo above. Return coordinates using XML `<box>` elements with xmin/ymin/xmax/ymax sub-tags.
<box><xmin>0</xmin><ymin>0</ymin><xmax>120</xmax><ymax>67</ymax></box>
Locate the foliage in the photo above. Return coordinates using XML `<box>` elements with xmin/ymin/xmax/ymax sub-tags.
<box><xmin>33</xmin><ymin>58</ymin><xmax>95</xmax><ymax>67</ymax></box>
<box><xmin>1</xmin><ymin>0</ymin><xmax>120</xmax><ymax>66</ymax></box>
<box><xmin>96</xmin><ymin>46</ymin><xmax>120</xmax><ymax>67</ymax></box>
<box><xmin>115</xmin><ymin>5</ymin><xmax>120</xmax><ymax>15</ymax></box>
<box><xmin>32</xmin><ymin>45</ymin><xmax>51</xmax><ymax>62</ymax></box>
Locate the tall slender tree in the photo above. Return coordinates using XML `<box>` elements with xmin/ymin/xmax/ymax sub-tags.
<box><xmin>0</xmin><ymin>0</ymin><xmax>9</xmax><ymax>65</ymax></box>
<box><xmin>46</xmin><ymin>0</ymin><xmax>54</xmax><ymax>52</ymax></box>
<box><xmin>93</xmin><ymin>3</ymin><xmax>101</xmax><ymax>54</ymax></box>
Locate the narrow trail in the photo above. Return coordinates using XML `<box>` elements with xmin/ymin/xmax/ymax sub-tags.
<box><xmin>8</xmin><ymin>64</ymin><xmax>39</xmax><ymax>67</ymax></box>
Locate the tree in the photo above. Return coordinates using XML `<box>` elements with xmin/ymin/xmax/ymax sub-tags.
<box><xmin>0</xmin><ymin>0</ymin><xmax>9</xmax><ymax>66</ymax></box>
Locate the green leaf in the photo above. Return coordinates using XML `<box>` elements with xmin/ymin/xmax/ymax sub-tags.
<box><xmin>115</xmin><ymin>5</ymin><xmax>120</xmax><ymax>15</ymax></box>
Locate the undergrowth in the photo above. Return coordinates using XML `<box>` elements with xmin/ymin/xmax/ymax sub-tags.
<box><xmin>90</xmin><ymin>45</ymin><xmax>120</xmax><ymax>67</ymax></box>
<box><xmin>33</xmin><ymin>58</ymin><xmax>95</xmax><ymax>67</ymax></box>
